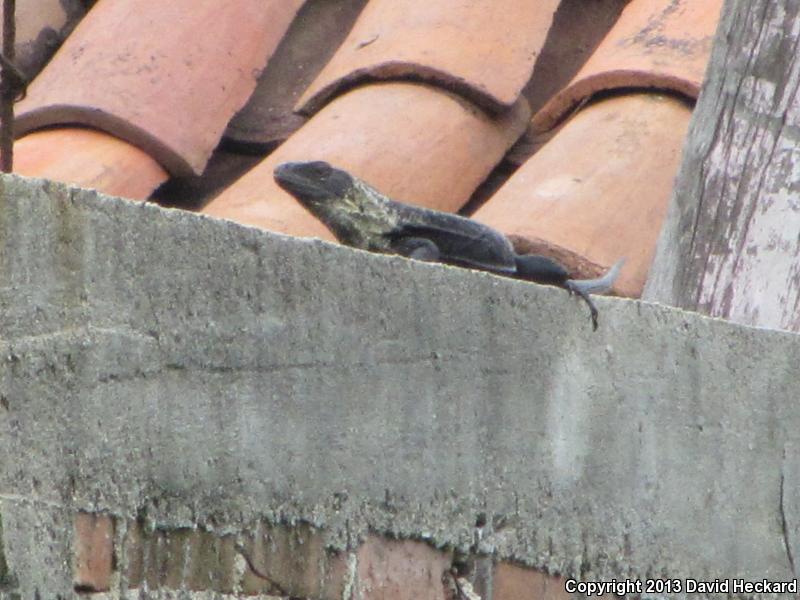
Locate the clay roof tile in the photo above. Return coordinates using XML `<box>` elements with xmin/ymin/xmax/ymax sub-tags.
<box><xmin>295</xmin><ymin>0</ymin><xmax>561</xmax><ymax>116</ymax></box>
<box><xmin>474</xmin><ymin>0</ymin><xmax>723</xmax><ymax>296</ymax></box>
<box><xmin>14</xmin><ymin>0</ymin><xmax>304</xmax><ymax>176</ymax></box>
<box><xmin>533</xmin><ymin>0</ymin><xmax>724</xmax><ymax>132</ymax></box>
<box><xmin>224</xmin><ymin>0</ymin><xmax>368</xmax><ymax>152</ymax></box>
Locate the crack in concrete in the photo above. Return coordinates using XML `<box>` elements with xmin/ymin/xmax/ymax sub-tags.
<box><xmin>780</xmin><ymin>461</ymin><xmax>796</xmax><ymax>577</ymax></box>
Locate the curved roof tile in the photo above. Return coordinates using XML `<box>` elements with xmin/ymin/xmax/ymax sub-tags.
<box><xmin>295</xmin><ymin>0</ymin><xmax>560</xmax><ymax>116</ymax></box>
<box><xmin>532</xmin><ymin>0</ymin><xmax>723</xmax><ymax>132</ymax></box>
<box><xmin>14</xmin><ymin>0</ymin><xmax>304</xmax><ymax>176</ymax></box>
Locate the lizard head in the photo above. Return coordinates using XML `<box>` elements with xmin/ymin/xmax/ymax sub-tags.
<box><xmin>274</xmin><ymin>161</ymin><xmax>354</xmax><ymax>208</ymax></box>
<box><xmin>274</xmin><ymin>161</ymin><xmax>397</xmax><ymax>249</ymax></box>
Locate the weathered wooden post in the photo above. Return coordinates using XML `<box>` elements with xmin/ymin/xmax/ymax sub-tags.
<box><xmin>645</xmin><ymin>0</ymin><xmax>800</xmax><ymax>332</ymax></box>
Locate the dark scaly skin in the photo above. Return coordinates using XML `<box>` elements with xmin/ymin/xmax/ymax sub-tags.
<box><xmin>274</xmin><ymin>161</ymin><xmax>517</xmax><ymax>272</ymax></box>
<box><xmin>274</xmin><ymin>161</ymin><xmax>623</xmax><ymax>330</ymax></box>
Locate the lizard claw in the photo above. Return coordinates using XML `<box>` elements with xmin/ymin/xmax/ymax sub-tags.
<box><xmin>564</xmin><ymin>258</ymin><xmax>625</xmax><ymax>331</ymax></box>
<box><xmin>565</xmin><ymin>281</ymin><xmax>600</xmax><ymax>330</ymax></box>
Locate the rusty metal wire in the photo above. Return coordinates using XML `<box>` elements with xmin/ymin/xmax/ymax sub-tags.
<box><xmin>1</xmin><ymin>0</ymin><xmax>18</xmax><ymax>172</ymax></box>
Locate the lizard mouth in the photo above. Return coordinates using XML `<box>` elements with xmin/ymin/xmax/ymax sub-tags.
<box><xmin>274</xmin><ymin>161</ymin><xmax>353</xmax><ymax>206</ymax></box>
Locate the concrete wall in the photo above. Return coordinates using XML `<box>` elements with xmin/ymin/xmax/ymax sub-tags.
<box><xmin>0</xmin><ymin>174</ymin><xmax>799</xmax><ymax>598</ymax></box>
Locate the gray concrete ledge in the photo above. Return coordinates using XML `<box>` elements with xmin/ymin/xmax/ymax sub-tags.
<box><xmin>1</xmin><ymin>174</ymin><xmax>799</xmax><ymax>597</ymax></box>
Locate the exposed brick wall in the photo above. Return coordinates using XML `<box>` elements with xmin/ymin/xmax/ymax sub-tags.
<box><xmin>491</xmin><ymin>562</ymin><xmax>573</xmax><ymax>600</ymax></box>
<box><xmin>70</xmin><ymin>511</ymin><xmax>574</xmax><ymax>599</ymax></box>
<box><xmin>73</xmin><ymin>512</ymin><xmax>114</xmax><ymax>593</ymax></box>
<box><xmin>123</xmin><ymin>521</ymin><xmax>238</xmax><ymax>592</ymax></box>
<box><xmin>237</xmin><ymin>521</ymin><xmax>348</xmax><ymax>597</ymax></box>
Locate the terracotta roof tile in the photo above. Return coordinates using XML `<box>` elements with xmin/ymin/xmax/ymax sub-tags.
<box><xmin>224</xmin><ymin>0</ymin><xmax>368</xmax><ymax>152</ymax></box>
<box><xmin>14</xmin><ymin>128</ymin><xmax>168</xmax><ymax>199</ymax></box>
<box><xmin>533</xmin><ymin>0</ymin><xmax>723</xmax><ymax>132</ymax></box>
<box><xmin>474</xmin><ymin>0</ymin><xmax>723</xmax><ymax>297</ymax></box>
<box><xmin>295</xmin><ymin>0</ymin><xmax>560</xmax><ymax>116</ymax></box>
<box><xmin>521</xmin><ymin>0</ymin><xmax>630</xmax><ymax>115</ymax></box>
<box><xmin>14</xmin><ymin>0</ymin><xmax>303</xmax><ymax>176</ymax></box>
<box><xmin>474</xmin><ymin>93</ymin><xmax>692</xmax><ymax>297</ymax></box>
<box><xmin>203</xmin><ymin>82</ymin><xmax>530</xmax><ymax>238</ymax></box>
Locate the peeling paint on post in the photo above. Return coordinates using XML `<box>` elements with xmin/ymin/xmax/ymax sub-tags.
<box><xmin>644</xmin><ymin>0</ymin><xmax>800</xmax><ymax>332</ymax></box>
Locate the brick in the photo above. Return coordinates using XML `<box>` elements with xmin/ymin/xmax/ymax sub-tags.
<box><xmin>125</xmin><ymin>525</ymin><xmax>239</xmax><ymax>592</ymax></box>
<box><xmin>73</xmin><ymin>512</ymin><xmax>114</xmax><ymax>593</ymax></box>
<box><xmin>240</xmin><ymin>524</ymin><xmax>453</xmax><ymax>600</ymax></box>
<box><xmin>239</xmin><ymin>522</ymin><xmax>349</xmax><ymax>598</ymax></box>
<box><xmin>142</xmin><ymin>528</ymin><xmax>164</xmax><ymax>590</ymax></box>
<box><xmin>216</xmin><ymin>534</ymin><xmax>238</xmax><ymax>593</ymax></box>
<box><xmin>492</xmin><ymin>562</ymin><xmax>573</xmax><ymax>600</ymax></box>
<box><xmin>354</xmin><ymin>535</ymin><xmax>450</xmax><ymax>600</ymax></box>
<box><xmin>186</xmin><ymin>531</ymin><xmax>236</xmax><ymax>593</ymax></box>
<box><xmin>122</xmin><ymin>519</ymin><xmax>144</xmax><ymax>588</ymax></box>
<box><xmin>240</xmin><ymin>558</ymin><xmax>279</xmax><ymax>596</ymax></box>
<box><xmin>159</xmin><ymin>528</ymin><xmax>191</xmax><ymax>589</ymax></box>
<box><xmin>239</xmin><ymin>529</ymin><xmax>279</xmax><ymax>597</ymax></box>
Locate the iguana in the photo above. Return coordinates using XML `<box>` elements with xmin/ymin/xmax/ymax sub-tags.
<box><xmin>274</xmin><ymin>161</ymin><xmax>623</xmax><ymax>330</ymax></box>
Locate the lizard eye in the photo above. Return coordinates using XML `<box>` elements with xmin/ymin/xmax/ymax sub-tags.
<box><xmin>321</xmin><ymin>167</ymin><xmax>353</xmax><ymax>198</ymax></box>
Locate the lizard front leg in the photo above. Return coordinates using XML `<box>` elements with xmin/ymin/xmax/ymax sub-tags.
<box><xmin>390</xmin><ymin>237</ymin><xmax>442</xmax><ymax>261</ymax></box>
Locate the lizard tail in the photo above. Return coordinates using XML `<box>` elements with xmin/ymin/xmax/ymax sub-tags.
<box><xmin>565</xmin><ymin>258</ymin><xmax>625</xmax><ymax>296</ymax></box>
<box><xmin>564</xmin><ymin>258</ymin><xmax>625</xmax><ymax>331</ymax></box>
